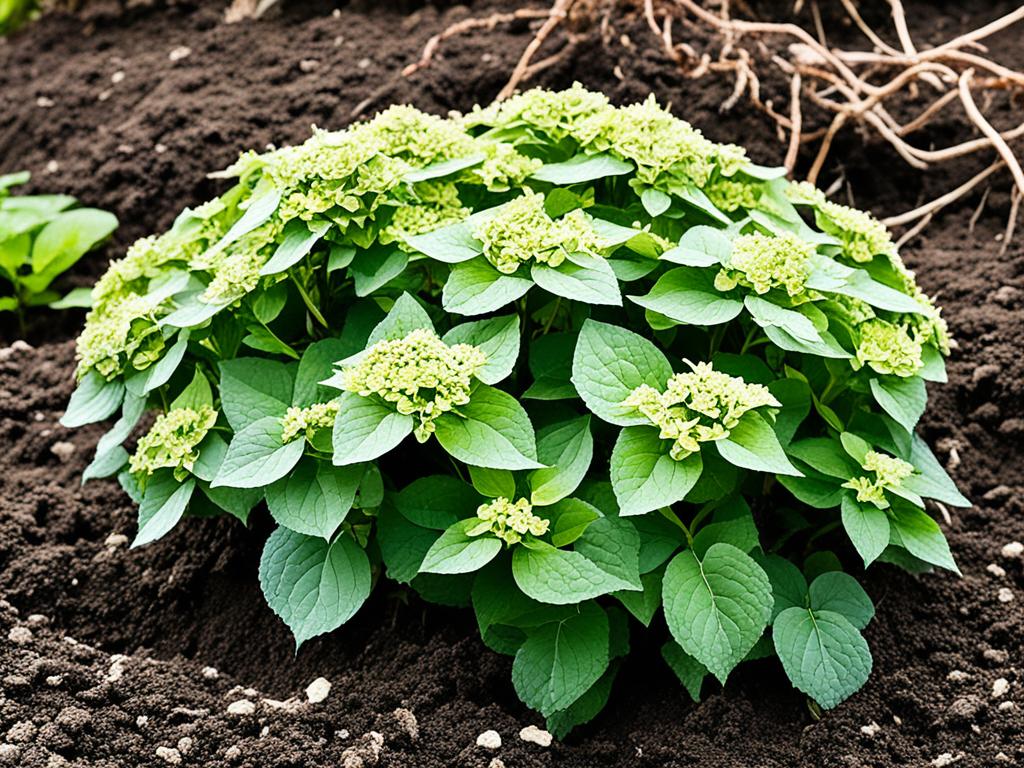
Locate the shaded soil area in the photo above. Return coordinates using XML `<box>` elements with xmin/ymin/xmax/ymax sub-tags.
<box><xmin>1</xmin><ymin>1</ymin><xmax>1023</xmax><ymax>766</ymax></box>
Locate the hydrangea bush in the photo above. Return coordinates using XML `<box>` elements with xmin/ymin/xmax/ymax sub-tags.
<box><xmin>62</xmin><ymin>85</ymin><xmax>967</xmax><ymax>733</ymax></box>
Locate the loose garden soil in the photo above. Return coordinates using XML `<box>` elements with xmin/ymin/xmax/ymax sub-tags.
<box><xmin>1</xmin><ymin>1</ymin><xmax>1022</xmax><ymax>766</ymax></box>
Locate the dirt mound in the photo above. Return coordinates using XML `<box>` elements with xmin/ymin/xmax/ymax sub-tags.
<box><xmin>1</xmin><ymin>2</ymin><xmax>1022</xmax><ymax>767</ymax></box>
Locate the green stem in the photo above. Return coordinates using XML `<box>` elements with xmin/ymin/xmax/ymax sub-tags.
<box><xmin>541</xmin><ymin>297</ymin><xmax>562</xmax><ymax>336</ymax></box>
<box><xmin>659</xmin><ymin>506</ymin><xmax>693</xmax><ymax>546</ymax></box>
<box><xmin>291</xmin><ymin>274</ymin><xmax>328</xmax><ymax>328</ymax></box>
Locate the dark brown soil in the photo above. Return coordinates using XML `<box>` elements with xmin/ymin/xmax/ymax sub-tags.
<box><xmin>1</xmin><ymin>2</ymin><xmax>1023</xmax><ymax>767</ymax></box>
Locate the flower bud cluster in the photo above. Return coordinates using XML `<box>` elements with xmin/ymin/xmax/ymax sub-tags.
<box><xmin>623</xmin><ymin>362</ymin><xmax>780</xmax><ymax>460</ymax></box>
<box><xmin>129</xmin><ymin>405</ymin><xmax>218</xmax><ymax>480</ymax></box>
<box><xmin>473</xmin><ymin>191</ymin><xmax>599</xmax><ymax>274</ymax></box>
<box><xmin>339</xmin><ymin>328</ymin><xmax>487</xmax><ymax>441</ymax></box>
<box><xmin>468</xmin><ymin>497</ymin><xmax>550</xmax><ymax>546</ymax></box>
<box><xmin>715</xmin><ymin>231</ymin><xmax>815</xmax><ymax>298</ymax></box>
<box><xmin>842</xmin><ymin>450</ymin><xmax>914</xmax><ymax>509</ymax></box>
<box><xmin>788</xmin><ymin>181</ymin><xmax>895</xmax><ymax>263</ymax></box>
<box><xmin>855</xmin><ymin>318</ymin><xmax>923</xmax><ymax>377</ymax></box>
<box><xmin>281</xmin><ymin>401</ymin><xmax>340</xmax><ymax>443</ymax></box>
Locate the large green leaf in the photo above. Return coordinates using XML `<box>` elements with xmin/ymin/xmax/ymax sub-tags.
<box><xmin>610</xmin><ymin>426</ymin><xmax>703</xmax><ymax>516</ymax></box>
<box><xmin>840</xmin><ymin>494</ymin><xmax>890</xmax><ymax>567</ymax></box>
<box><xmin>419</xmin><ymin>519</ymin><xmax>502</xmax><ymax>575</ymax></box>
<box><xmin>532</xmin><ymin>255</ymin><xmax>622</xmax><ymax>307</ymax></box>
<box><xmin>662</xmin><ymin>543</ymin><xmax>772</xmax><ymax>682</ymax></box>
<box><xmin>511</xmin><ymin>603</ymin><xmax>610</xmax><ymax>717</ymax></box>
<box><xmin>25</xmin><ymin>208</ymin><xmax>118</xmax><ymax>292</ymax></box>
<box><xmin>869</xmin><ymin>376</ymin><xmax>926</xmax><ymax>435</ymax></box>
<box><xmin>531</xmin><ymin>153</ymin><xmax>633</xmax><ymax>184</ymax></box>
<box><xmin>512</xmin><ymin>541</ymin><xmax>638</xmax><ymax>604</ymax></box>
<box><xmin>258</xmin><ymin>527</ymin><xmax>372</xmax><ymax>648</ymax></box>
<box><xmin>265</xmin><ymin>457</ymin><xmax>363</xmax><ymax>539</ymax></box>
<box><xmin>571</xmin><ymin>320</ymin><xmax>673</xmax><ymax>427</ymax></box>
<box><xmin>442</xmin><ymin>314</ymin><xmax>520</xmax><ymax>385</ymax></box>
<box><xmin>212</xmin><ymin>416</ymin><xmax>305</xmax><ymax>489</ymax></box>
<box><xmin>219</xmin><ymin>357</ymin><xmax>295</xmax><ymax>431</ymax></box>
<box><xmin>629</xmin><ymin>267</ymin><xmax>743</xmax><ymax>327</ymax></box>
<box><xmin>331</xmin><ymin>391</ymin><xmax>414</xmax><ymax>466</ymax></box>
<box><xmin>434</xmin><ymin>384</ymin><xmax>541</xmax><ymax>470</ymax></box>
<box><xmin>529</xmin><ymin>416</ymin><xmax>594</xmax><ymax>506</ymax></box>
<box><xmin>442</xmin><ymin>258</ymin><xmax>532</xmax><ymax>315</ymax></box>
<box><xmin>717</xmin><ymin>412</ymin><xmax>802</xmax><ymax>476</ymax></box>
<box><xmin>61</xmin><ymin>370</ymin><xmax>125</xmax><ymax>428</ymax></box>
<box><xmin>133</xmin><ymin>473</ymin><xmax>195</xmax><ymax>547</ymax></box>
<box><xmin>773</xmin><ymin>607</ymin><xmax>872</xmax><ymax>709</ymax></box>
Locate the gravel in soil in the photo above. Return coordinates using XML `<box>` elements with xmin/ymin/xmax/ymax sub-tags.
<box><xmin>1</xmin><ymin>2</ymin><xmax>1023</xmax><ymax>766</ymax></box>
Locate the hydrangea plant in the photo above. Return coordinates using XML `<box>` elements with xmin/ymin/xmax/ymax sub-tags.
<box><xmin>62</xmin><ymin>85</ymin><xmax>967</xmax><ymax>734</ymax></box>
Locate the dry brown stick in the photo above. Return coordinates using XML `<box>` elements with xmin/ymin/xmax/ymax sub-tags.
<box><xmin>402</xmin><ymin>8</ymin><xmax>550</xmax><ymax>77</ymax></box>
<box><xmin>882</xmin><ymin>160</ymin><xmax>1004</xmax><ymax>226</ymax></box>
<box><xmin>958</xmin><ymin>70</ymin><xmax>1024</xmax><ymax>197</ymax></box>
<box><xmin>497</xmin><ymin>0</ymin><xmax>575</xmax><ymax>100</ymax></box>
<box><xmin>807</xmin><ymin>112</ymin><xmax>846</xmax><ymax>184</ymax></box>
<box><xmin>895</xmin><ymin>212</ymin><xmax>933</xmax><ymax>248</ymax></box>
<box><xmin>1000</xmin><ymin>187</ymin><xmax>1021</xmax><ymax>256</ymax></box>
<box><xmin>783</xmin><ymin>72</ymin><xmax>803</xmax><ymax>174</ymax></box>
<box><xmin>968</xmin><ymin>185</ymin><xmax>991</xmax><ymax>233</ymax></box>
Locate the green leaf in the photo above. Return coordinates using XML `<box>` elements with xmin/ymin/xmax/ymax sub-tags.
<box><xmin>629</xmin><ymin>267</ymin><xmax>743</xmax><ymax>327</ymax></box>
<box><xmin>548</xmin><ymin>498</ymin><xmax>602</xmax><ymax>547</ymax></box>
<box><xmin>61</xmin><ymin>370</ymin><xmax>125</xmax><ymax>428</ymax></box>
<box><xmin>529</xmin><ymin>416</ymin><xmax>594</xmax><ymax>506</ymax></box>
<box><xmin>125</xmin><ymin>331</ymin><xmax>190</xmax><ymax>396</ymax></box>
<box><xmin>531</xmin><ymin>152</ymin><xmax>633</xmax><ymax>184</ymax></box>
<box><xmin>212</xmin><ymin>416</ymin><xmax>306</xmax><ymax>489</ymax></box>
<box><xmin>755</xmin><ymin>553</ymin><xmax>808</xmax><ymax>621</ymax></box>
<box><xmin>532</xmin><ymin>254</ymin><xmax>622</xmax><ymax>306</ymax></box>
<box><xmin>511</xmin><ymin>603</ymin><xmax>610</xmax><ymax>717</ymax></box>
<box><xmin>717</xmin><ymin>412</ymin><xmax>802</xmax><ymax>476</ymax></box>
<box><xmin>442</xmin><ymin>314</ymin><xmax>520</xmax><ymax>385</ymax></box>
<box><xmin>744</xmin><ymin>295</ymin><xmax>820</xmax><ymax>342</ymax></box>
<box><xmin>265</xmin><ymin>457</ymin><xmax>362</xmax><ymax>539</ymax></box>
<box><xmin>660</xmin><ymin>226</ymin><xmax>731</xmax><ymax>268</ymax></box>
<box><xmin>788</xmin><ymin>437</ymin><xmax>861</xmax><ymax>478</ymax></box>
<box><xmin>405</xmin><ymin>219</ymin><xmax>482</xmax><ymax>263</ymax></box>
<box><xmin>610</xmin><ymin>426</ymin><xmax>703</xmax><ymax>516</ymax></box>
<box><xmin>768</xmin><ymin>378</ymin><xmax>811</xmax><ymax>446</ymax></box>
<box><xmin>524</xmin><ymin>332</ymin><xmax>577</xmax><ymax>400</ymax></box>
<box><xmin>839</xmin><ymin>269</ymin><xmax>925</xmax><ymax>314</ymax></box>
<box><xmin>691</xmin><ymin>503</ymin><xmax>759</xmax><ymax>557</ymax></box>
<box><xmin>661</xmin><ymin>641</ymin><xmax>708</xmax><ymax>702</ymax></box>
<box><xmin>258</xmin><ymin>527</ymin><xmax>372</xmax><ymax>648</ymax></box>
<box><xmin>545</xmin><ymin>666</ymin><xmax>617</xmax><ymax>739</ymax></box>
<box><xmin>778</xmin><ymin>471</ymin><xmax>844</xmax><ymax>509</ymax></box>
<box><xmin>662</xmin><ymin>543</ymin><xmax>773</xmax><ymax>683</ymax></box>
<box><xmin>133</xmin><ymin>474</ymin><xmax>195</xmax><ymax>548</ymax></box>
<box><xmin>419</xmin><ymin>519</ymin><xmax>502</xmax><ymax>575</ymax></box>
<box><xmin>170</xmin><ymin>367</ymin><xmax>214</xmax><ymax>410</ymax></box>
<box><xmin>434</xmin><ymin>384</ymin><xmax>541</xmax><ymax>470</ymax></box>
<box><xmin>903</xmin><ymin>434</ymin><xmax>969</xmax><ymax>507</ymax></box>
<box><xmin>890</xmin><ymin>503</ymin><xmax>959</xmax><ymax>573</ymax></box>
<box><xmin>210</xmin><ymin>186</ymin><xmax>282</xmax><ymax>255</ymax></box>
<box><xmin>840</xmin><ymin>495</ymin><xmax>890</xmax><ymax>567</ymax></box>
<box><xmin>574</xmin><ymin>515</ymin><xmax>642</xmax><ymax>590</ymax></box>
<box><xmin>442</xmin><ymin>258</ymin><xmax>533</xmax><ymax>315</ymax></box>
<box><xmin>870</xmin><ymin>376</ymin><xmax>926</xmax><ymax>435</ymax></box>
<box><xmin>259</xmin><ymin>219</ymin><xmax>330</xmax><ymax>276</ymax></box>
<box><xmin>468</xmin><ymin>465</ymin><xmax>516</xmax><ymax>499</ymax></box>
<box><xmin>404</xmin><ymin>153</ymin><xmax>486</xmax><ymax>183</ymax></box>
<box><xmin>614</xmin><ymin>571</ymin><xmax>662</xmax><ymax>626</ymax></box>
<box><xmin>809</xmin><ymin>571</ymin><xmax>874</xmax><ymax>630</ymax></box>
<box><xmin>350</xmin><ymin>248</ymin><xmax>409</xmax><ymax>297</ymax></box>
<box><xmin>219</xmin><ymin>357</ymin><xmax>295</xmax><ymax>431</ymax></box>
<box><xmin>773</xmin><ymin>607</ymin><xmax>872</xmax><ymax>709</ymax></box>
<box><xmin>293</xmin><ymin>338</ymin><xmax>349</xmax><ymax>407</ymax></box>
<box><xmin>395</xmin><ymin>475</ymin><xmax>481</xmax><ymax>529</ymax></box>
<box><xmin>49</xmin><ymin>286</ymin><xmax>94</xmax><ymax>309</ymax></box>
<box><xmin>571</xmin><ymin>319</ymin><xmax>673</xmax><ymax>427</ymax></box>
<box><xmin>512</xmin><ymin>541</ymin><xmax>638</xmax><ymax>604</ymax></box>
<box><xmin>26</xmin><ymin>208</ymin><xmax>118</xmax><ymax>292</ymax></box>
<box><xmin>763</xmin><ymin>324</ymin><xmax>852</xmax><ymax>359</ymax></box>
<box><xmin>641</xmin><ymin>187</ymin><xmax>672</xmax><ymax>217</ymax></box>
<box><xmin>377</xmin><ymin>503</ymin><xmax>436</xmax><ymax>583</ymax></box>
<box><xmin>200</xmin><ymin>482</ymin><xmax>262</xmax><ymax>524</ymax></box>
<box><xmin>367</xmin><ymin>291</ymin><xmax>433</xmax><ymax>345</ymax></box>
<box><xmin>331</xmin><ymin>391</ymin><xmax>414</xmax><ymax>466</ymax></box>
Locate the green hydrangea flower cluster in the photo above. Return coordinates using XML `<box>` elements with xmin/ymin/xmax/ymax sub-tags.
<box><xmin>623</xmin><ymin>362</ymin><xmax>780</xmax><ymax>460</ymax></box>
<box><xmin>855</xmin><ymin>318</ymin><xmax>923</xmax><ymax>377</ymax></box>
<box><xmin>461</xmin><ymin>81</ymin><xmax>611</xmax><ymax>141</ymax></box>
<box><xmin>715</xmin><ymin>231</ymin><xmax>814</xmax><ymax>298</ymax></box>
<box><xmin>788</xmin><ymin>181</ymin><xmax>896</xmax><ymax>263</ymax></box>
<box><xmin>472</xmin><ymin>191</ymin><xmax>599</xmax><ymax>274</ymax></box>
<box><xmin>380</xmin><ymin>182</ymin><xmax>469</xmax><ymax>249</ymax></box>
<box><xmin>468</xmin><ymin>497</ymin><xmax>550</xmax><ymax>545</ymax></box>
<box><xmin>129</xmin><ymin>405</ymin><xmax>218</xmax><ymax>480</ymax></box>
<box><xmin>281</xmin><ymin>401</ymin><xmax>340</xmax><ymax>444</ymax></box>
<box><xmin>339</xmin><ymin>328</ymin><xmax>486</xmax><ymax>441</ymax></box>
<box><xmin>842</xmin><ymin>450</ymin><xmax>914</xmax><ymax>508</ymax></box>
<box><xmin>77</xmin><ymin>294</ymin><xmax>165</xmax><ymax>380</ymax></box>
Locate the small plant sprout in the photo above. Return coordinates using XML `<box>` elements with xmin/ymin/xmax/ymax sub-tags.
<box><xmin>63</xmin><ymin>85</ymin><xmax>967</xmax><ymax>735</ymax></box>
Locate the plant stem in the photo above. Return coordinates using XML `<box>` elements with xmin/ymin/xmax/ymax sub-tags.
<box><xmin>659</xmin><ymin>506</ymin><xmax>693</xmax><ymax>546</ymax></box>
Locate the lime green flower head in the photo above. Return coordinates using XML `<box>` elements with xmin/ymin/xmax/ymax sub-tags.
<box><xmin>469</xmin><ymin>497</ymin><xmax>549</xmax><ymax>546</ymax></box>
<box><xmin>340</xmin><ymin>328</ymin><xmax>487</xmax><ymax>442</ymax></box>
<box><xmin>461</xmin><ymin>82</ymin><xmax>611</xmax><ymax>141</ymax></box>
<box><xmin>842</xmin><ymin>450</ymin><xmax>914</xmax><ymax>509</ymax></box>
<box><xmin>129</xmin><ymin>405</ymin><xmax>218</xmax><ymax>480</ymax></box>
<box><xmin>76</xmin><ymin>293</ymin><xmax>165</xmax><ymax>380</ymax></box>
<box><xmin>575</xmin><ymin>95</ymin><xmax>716</xmax><ymax>187</ymax></box>
<box><xmin>197</xmin><ymin>218</ymin><xmax>284</xmax><ymax>304</ymax></box>
<box><xmin>364</xmin><ymin>104</ymin><xmax>478</xmax><ymax>167</ymax></box>
<box><xmin>464</xmin><ymin>142</ymin><xmax>543</xmax><ymax>192</ymax></box>
<box><xmin>715</xmin><ymin>231</ymin><xmax>815</xmax><ymax>298</ymax></box>
<box><xmin>281</xmin><ymin>401</ymin><xmax>340</xmax><ymax>444</ymax></box>
<box><xmin>472</xmin><ymin>191</ymin><xmax>599</xmax><ymax>274</ymax></box>
<box><xmin>855</xmin><ymin>318</ymin><xmax>923</xmax><ymax>377</ymax></box>
<box><xmin>704</xmin><ymin>177</ymin><xmax>761</xmax><ymax>213</ymax></box>
<box><xmin>788</xmin><ymin>181</ymin><xmax>895</xmax><ymax>263</ymax></box>
<box><xmin>623</xmin><ymin>361</ymin><xmax>780</xmax><ymax>461</ymax></box>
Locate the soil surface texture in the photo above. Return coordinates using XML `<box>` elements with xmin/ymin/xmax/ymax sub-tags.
<box><xmin>1</xmin><ymin>1</ymin><xmax>1022</xmax><ymax>767</ymax></box>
